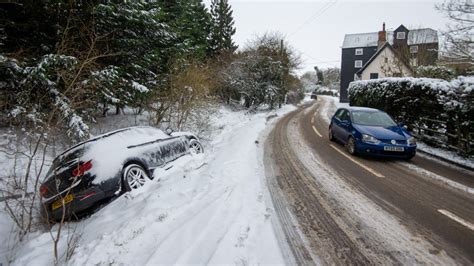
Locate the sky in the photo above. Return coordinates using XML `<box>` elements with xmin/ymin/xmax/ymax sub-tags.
<box><xmin>205</xmin><ymin>0</ymin><xmax>452</xmax><ymax>75</ymax></box>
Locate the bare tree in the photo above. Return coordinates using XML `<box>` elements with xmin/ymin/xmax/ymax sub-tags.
<box><xmin>437</xmin><ymin>0</ymin><xmax>474</xmax><ymax>63</ymax></box>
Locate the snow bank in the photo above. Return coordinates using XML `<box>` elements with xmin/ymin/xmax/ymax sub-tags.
<box><xmin>7</xmin><ymin>105</ymin><xmax>297</xmax><ymax>265</ymax></box>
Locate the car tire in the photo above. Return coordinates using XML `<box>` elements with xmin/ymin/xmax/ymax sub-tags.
<box><xmin>122</xmin><ymin>163</ymin><xmax>150</xmax><ymax>192</ymax></box>
<box><xmin>346</xmin><ymin>136</ymin><xmax>357</xmax><ymax>155</ymax></box>
<box><xmin>328</xmin><ymin>127</ymin><xmax>335</xmax><ymax>141</ymax></box>
<box><xmin>189</xmin><ymin>139</ymin><xmax>204</xmax><ymax>154</ymax></box>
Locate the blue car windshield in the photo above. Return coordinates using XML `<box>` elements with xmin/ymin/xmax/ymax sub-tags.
<box><xmin>351</xmin><ymin>111</ymin><xmax>397</xmax><ymax>127</ymax></box>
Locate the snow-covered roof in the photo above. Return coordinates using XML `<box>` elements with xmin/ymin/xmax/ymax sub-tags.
<box><xmin>342</xmin><ymin>28</ymin><xmax>438</xmax><ymax>49</ymax></box>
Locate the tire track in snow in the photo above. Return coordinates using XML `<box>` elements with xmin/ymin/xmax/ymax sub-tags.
<box><xmin>266</xmin><ymin>104</ymin><xmax>374</xmax><ymax>265</ymax></box>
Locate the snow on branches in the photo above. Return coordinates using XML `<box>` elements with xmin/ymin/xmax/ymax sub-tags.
<box><xmin>1</xmin><ymin>54</ymin><xmax>90</xmax><ymax>141</ymax></box>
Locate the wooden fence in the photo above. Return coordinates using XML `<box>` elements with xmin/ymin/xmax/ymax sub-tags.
<box><xmin>412</xmin><ymin>117</ymin><xmax>473</xmax><ymax>157</ymax></box>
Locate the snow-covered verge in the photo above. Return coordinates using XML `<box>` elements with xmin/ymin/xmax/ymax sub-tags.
<box><xmin>320</xmin><ymin>96</ymin><xmax>474</xmax><ymax>169</ymax></box>
<box><xmin>1</xmin><ymin>105</ymin><xmax>296</xmax><ymax>265</ymax></box>
<box><xmin>416</xmin><ymin>143</ymin><xmax>474</xmax><ymax>169</ymax></box>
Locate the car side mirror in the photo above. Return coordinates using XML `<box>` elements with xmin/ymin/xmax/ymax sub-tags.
<box><xmin>165</xmin><ymin>128</ymin><xmax>174</xmax><ymax>135</ymax></box>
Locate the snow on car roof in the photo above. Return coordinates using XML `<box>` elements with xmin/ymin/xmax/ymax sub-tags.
<box><xmin>58</xmin><ymin>126</ymin><xmax>168</xmax><ymax>158</ymax></box>
<box><xmin>346</xmin><ymin>106</ymin><xmax>380</xmax><ymax>112</ymax></box>
<box><xmin>82</xmin><ymin>127</ymin><xmax>179</xmax><ymax>184</ymax></box>
<box><xmin>342</xmin><ymin>28</ymin><xmax>437</xmax><ymax>49</ymax></box>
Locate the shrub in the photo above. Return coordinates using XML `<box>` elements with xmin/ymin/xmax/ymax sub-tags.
<box><xmin>414</xmin><ymin>65</ymin><xmax>456</xmax><ymax>80</ymax></box>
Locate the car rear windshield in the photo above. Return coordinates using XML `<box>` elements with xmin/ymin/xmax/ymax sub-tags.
<box><xmin>45</xmin><ymin>146</ymin><xmax>85</xmax><ymax>179</ymax></box>
<box><xmin>351</xmin><ymin>111</ymin><xmax>397</xmax><ymax>127</ymax></box>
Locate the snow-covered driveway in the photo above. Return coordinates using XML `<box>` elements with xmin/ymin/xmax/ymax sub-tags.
<box><xmin>11</xmin><ymin>107</ymin><xmax>295</xmax><ymax>265</ymax></box>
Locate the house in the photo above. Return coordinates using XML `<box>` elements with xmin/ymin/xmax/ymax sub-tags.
<box><xmin>339</xmin><ymin>23</ymin><xmax>438</xmax><ymax>102</ymax></box>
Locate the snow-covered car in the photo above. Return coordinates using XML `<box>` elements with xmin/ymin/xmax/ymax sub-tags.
<box><xmin>39</xmin><ymin>126</ymin><xmax>203</xmax><ymax>221</ymax></box>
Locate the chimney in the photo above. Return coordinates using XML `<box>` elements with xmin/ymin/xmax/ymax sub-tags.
<box><xmin>378</xmin><ymin>22</ymin><xmax>386</xmax><ymax>49</ymax></box>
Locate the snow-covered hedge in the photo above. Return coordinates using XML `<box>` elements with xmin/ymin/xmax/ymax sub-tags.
<box><xmin>348</xmin><ymin>77</ymin><xmax>474</xmax><ymax>154</ymax></box>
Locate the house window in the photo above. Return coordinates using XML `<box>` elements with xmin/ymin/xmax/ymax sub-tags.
<box><xmin>354</xmin><ymin>73</ymin><xmax>359</xmax><ymax>80</ymax></box>
<box><xmin>396</xmin><ymin>32</ymin><xmax>406</xmax><ymax>39</ymax></box>
<box><xmin>355</xmin><ymin>48</ymin><xmax>363</xmax><ymax>55</ymax></box>
<box><xmin>354</xmin><ymin>60</ymin><xmax>363</xmax><ymax>68</ymax></box>
<box><xmin>410</xmin><ymin>58</ymin><xmax>418</xmax><ymax>67</ymax></box>
<box><xmin>410</xmin><ymin>45</ymin><xmax>418</xmax><ymax>53</ymax></box>
<box><xmin>384</xmin><ymin>57</ymin><xmax>388</xmax><ymax>63</ymax></box>
<box><xmin>370</xmin><ymin>73</ymin><xmax>379</xmax><ymax>79</ymax></box>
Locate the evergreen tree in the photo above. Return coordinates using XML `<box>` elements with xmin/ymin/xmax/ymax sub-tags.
<box><xmin>178</xmin><ymin>0</ymin><xmax>212</xmax><ymax>58</ymax></box>
<box><xmin>209</xmin><ymin>0</ymin><xmax>237</xmax><ymax>55</ymax></box>
<box><xmin>0</xmin><ymin>0</ymin><xmax>57</xmax><ymax>56</ymax></box>
<box><xmin>157</xmin><ymin>0</ymin><xmax>212</xmax><ymax>59</ymax></box>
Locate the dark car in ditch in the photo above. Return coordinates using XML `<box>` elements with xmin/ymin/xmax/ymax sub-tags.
<box><xmin>39</xmin><ymin>126</ymin><xmax>203</xmax><ymax>221</ymax></box>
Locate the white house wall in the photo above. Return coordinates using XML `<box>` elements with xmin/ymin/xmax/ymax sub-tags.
<box><xmin>360</xmin><ymin>47</ymin><xmax>412</xmax><ymax>80</ymax></box>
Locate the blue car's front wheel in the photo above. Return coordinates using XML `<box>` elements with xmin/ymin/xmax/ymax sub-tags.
<box><xmin>346</xmin><ymin>136</ymin><xmax>357</xmax><ymax>155</ymax></box>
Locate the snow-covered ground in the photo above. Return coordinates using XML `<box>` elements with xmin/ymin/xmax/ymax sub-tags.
<box><xmin>1</xmin><ymin>105</ymin><xmax>296</xmax><ymax>265</ymax></box>
<box><xmin>320</xmin><ymin>96</ymin><xmax>474</xmax><ymax>169</ymax></box>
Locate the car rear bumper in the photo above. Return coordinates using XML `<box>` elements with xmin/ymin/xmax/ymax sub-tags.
<box><xmin>355</xmin><ymin>142</ymin><xmax>417</xmax><ymax>158</ymax></box>
<box><xmin>42</xmin><ymin>186</ymin><xmax>106</xmax><ymax>221</ymax></box>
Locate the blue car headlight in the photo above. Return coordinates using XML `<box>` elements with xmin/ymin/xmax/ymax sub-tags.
<box><xmin>362</xmin><ymin>134</ymin><xmax>381</xmax><ymax>144</ymax></box>
<box><xmin>407</xmin><ymin>136</ymin><xmax>416</xmax><ymax>145</ymax></box>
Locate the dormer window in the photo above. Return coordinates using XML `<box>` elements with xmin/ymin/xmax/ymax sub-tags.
<box><xmin>355</xmin><ymin>48</ymin><xmax>363</xmax><ymax>55</ymax></box>
<box><xmin>396</xmin><ymin>32</ymin><xmax>406</xmax><ymax>39</ymax></box>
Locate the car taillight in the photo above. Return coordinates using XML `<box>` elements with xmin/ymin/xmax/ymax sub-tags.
<box><xmin>39</xmin><ymin>184</ymin><xmax>48</xmax><ymax>197</ymax></box>
<box><xmin>72</xmin><ymin>160</ymin><xmax>93</xmax><ymax>177</ymax></box>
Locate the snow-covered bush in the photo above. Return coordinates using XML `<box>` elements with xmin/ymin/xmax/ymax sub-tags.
<box><xmin>218</xmin><ymin>33</ymin><xmax>301</xmax><ymax>109</ymax></box>
<box><xmin>414</xmin><ymin>65</ymin><xmax>456</xmax><ymax>80</ymax></box>
<box><xmin>313</xmin><ymin>86</ymin><xmax>339</xmax><ymax>96</ymax></box>
<box><xmin>348</xmin><ymin>77</ymin><xmax>474</xmax><ymax>155</ymax></box>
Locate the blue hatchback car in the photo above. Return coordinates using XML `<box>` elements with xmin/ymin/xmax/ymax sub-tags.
<box><xmin>329</xmin><ymin>107</ymin><xmax>417</xmax><ymax>159</ymax></box>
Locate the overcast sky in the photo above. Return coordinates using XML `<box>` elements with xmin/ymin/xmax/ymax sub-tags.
<box><xmin>204</xmin><ymin>0</ymin><xmax>451</xmax><ymax>75</ymax></box>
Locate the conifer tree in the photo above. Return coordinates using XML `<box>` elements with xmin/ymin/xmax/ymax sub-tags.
<box><xmin>209</xmin><ymin>0</ymin><xmax>237</xmax><ymax>54</ymax></box>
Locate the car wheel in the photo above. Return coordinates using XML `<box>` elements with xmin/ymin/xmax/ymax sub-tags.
<box><xmin>328</xmin><ymin>127</ymin><xmax>335</xmax><ymax>141</ymax></box>
<box><xmin>123</xmin><ymin>164</ymin><xmax>149</xmax><ymax>191</ymax></box>
<box><xmin>346</xmin><ymin>136</ymin><xmax>357</xmax><ymax>155</ymax></box>
<box><xmin>189</xmin><ymin>139</ymin><xmax>204</xmax><ymax>154</ymax></box>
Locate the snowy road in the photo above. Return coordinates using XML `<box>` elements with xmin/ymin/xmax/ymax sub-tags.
<box><xmin>265</xmin><ymin>97</ymin><xmax>474</xmax><ymax>264</ymax></box>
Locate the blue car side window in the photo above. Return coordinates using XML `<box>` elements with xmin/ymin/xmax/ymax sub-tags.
<box><xmin>341</xmin><ymin>111</ymin><xmax>350</xmax><ymax>122</ymax></box>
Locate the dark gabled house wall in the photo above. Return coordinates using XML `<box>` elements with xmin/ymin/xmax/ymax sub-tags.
<box><xmin>340</xmin><ymin>46</ymin><xmax>377</xmax><ymax>102</ymax></box>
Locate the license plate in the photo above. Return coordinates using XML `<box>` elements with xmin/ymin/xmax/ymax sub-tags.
<box><xmin>384</xmin><ymin>146</ymin><xmax>404</xmax><ymax>152</ymax></box>
<box><xmin>52</xmin><ymin>194</ymin><xmax>74</xmax><ymax>210</ymax></box>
